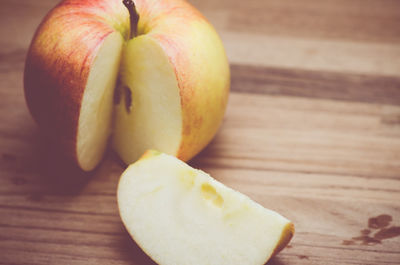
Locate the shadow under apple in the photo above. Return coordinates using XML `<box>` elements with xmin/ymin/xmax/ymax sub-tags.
<box><xmin>14</xmin><ymin>129</ymin><xmax>95</xmax><ymax>196</ymax></box>
<box><xmin>188</xmin><ymin>130</ymin><xmax>224</xmax><ymax>169</ymax></box>
<box><xmin>266</xmin><ymin>257</ymin><xmax>287</xmax><ymax>265</ymax></box>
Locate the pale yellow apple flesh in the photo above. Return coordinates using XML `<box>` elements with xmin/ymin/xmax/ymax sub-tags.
<box><xmin>77</xmin><ymin>32</ymin><xmax>124</xmax><ymax>171</ymax></box>
<box><xmin>113</xmin><ymin>36</ymin><xmax>182</xmax><ymax>164</ymax></box>
<box><xmin>118</xmin><ymin>151</ymin><xmax>294</xmax><ymax>265</ymax></box>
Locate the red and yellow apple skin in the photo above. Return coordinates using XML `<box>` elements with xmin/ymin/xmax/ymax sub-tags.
<box><xmin>24</xmin><ymin>0</ymin><xmax>230</xmax><ymax>170</ymax></box>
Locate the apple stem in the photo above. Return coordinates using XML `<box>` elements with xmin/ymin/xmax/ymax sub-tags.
<box><xmin>123</xmin><ymin>0</ymin><xmax>140</xmax><ymax>38</ymax></box>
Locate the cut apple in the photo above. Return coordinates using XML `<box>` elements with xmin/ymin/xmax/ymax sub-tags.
<box><xmin>113</xmin><ymin>36</ymin><xmax>182</xmax><ymax>164</ymax></box>
<box><xmin>24</xmin><ymin>0</ymin><xmax>230</xmax><ymax>171</ymax></box>
<box><xmin>118</xmin><ymin>150</ymin><xmax>294</xmax><ymax>265</ymax></box>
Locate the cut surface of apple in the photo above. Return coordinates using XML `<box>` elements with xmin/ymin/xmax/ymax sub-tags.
<box><xmin>112</xmin><ymin>36</ymin><xmax>182</xmax><ymax>164</ymax></box>
<box><xmin>118</xmin><ymin>150</ymin><xmax>294</xmax><ymax>265</ymax></box>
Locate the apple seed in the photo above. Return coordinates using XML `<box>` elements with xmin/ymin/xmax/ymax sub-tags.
<box><xmin>124</xmin><ymin>86</ymin><xmax>133</xmax><ymax>113</ymax></box>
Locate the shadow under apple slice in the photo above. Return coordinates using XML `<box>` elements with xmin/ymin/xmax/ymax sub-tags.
<box><xmin>117</xmin><ymin>228</ymin><xmax>290</xmax><ymax>265</ymax></box>
<box><xmin>117</xmin><ymin>227</ymin><xmax>158</xmax><ymax>265</ymax></box>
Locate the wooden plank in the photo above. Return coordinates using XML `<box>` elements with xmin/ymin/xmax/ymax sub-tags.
<box><xmin>1</xmin><ymin>0</ymin><xmax>400</xmax><ymax>77</ymax></box>
<box><xmin>231</xmin><ymin>64</ymin><xmax>400</xmax><ymax>105</ymax></box>
<box><xmin>191</xmin><ymin>0</ymin><xmax>400</xmax><ymax>76</ymax></box>
<box><xmin>1</xmin><ymin>171</ymin><xmax>399</xmax><ymax>265</ymax></box>
<box><xmin>1</xmin><ymin>92</ymin><xmax>400</xmax><ymax>264</ymax></box>
<box><xmin>223</xmin><ymin>34</ymin><xmax>400</xmax><ymax>77</ymax></box>
<box><xmin>192</xmin><ymin>0</ymin><xmax>400</xmax><ymax>43</ymax></box>
<box><xmin>1</xmin><ymin>0</ymin><xmax>400</xmax><ymax>264</ymax></box>
<box><xmin>193</xmin><ymin>93</ymin><xmax>400</xmax><ymax>179</ymax></box>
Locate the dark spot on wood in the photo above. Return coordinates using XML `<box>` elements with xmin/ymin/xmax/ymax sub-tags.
<box><xmin>298</xmin><ymin>255</ymin><xmax>309</xmax><ymax>259</ymax></box>
<box><xmin>28</xmin><ymin>193</ymin><xmax>43</xmax><ymax>202</ymax></box>
<box><xmin>360</xmin><ymin>229</ymin><xmax>371</xmax><ymax>235</ymax></box>
<box><xmin>381</xmin><ymin>114</ymin><xmax>400</xmax><ymax>126</ymax></box>
<box><xmin>352</xmin><ymin>235</ymin><xmax>381</xmax><ymax>245</ymax></box>
<box><xmin>342</xmin><ymin>240</ymin><xmax>355</xmax><ymax>245</ymax></box>
<box><xmin>373</xmin><ymin>226</ymin><xmax>400</xmax><ymax>241</ymax></box>
<box><xmin>344</xmin><ymin>214</ymin><xmax>400</xmax><ymax>246</ymax></box>
<box><xmin>330</xmin><ymin>211</ymin><xmax>340</xmax><ymax>216</ymax></box>
<box><xmin>368</xmin><ymin>214</ymin><xmax>392</xmax><ymax>229</ymax></box>
<box><xmin>286</xmin><ymin>244</ymin><xmax>293</xmax><ymax>248</ymax></box>
<box><xmin>2</xmin><ymin>153</ymin><xmax>16</xmax><ymax>161</ymax></box>
<box><xmin>11</xmin><ymin>177</ymin><xmax>26</xmax><ymax>185</ymax></box>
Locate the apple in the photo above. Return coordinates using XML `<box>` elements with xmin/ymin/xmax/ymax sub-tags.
<box><xmin>24</xmin><ymin>0</ymin><xmax>230</xmax><ymax>171</ymax></box>
<box><xmin>118</xmin><ymin>150</ymin><xmax>294</xmax><ymax>265</ymax></box>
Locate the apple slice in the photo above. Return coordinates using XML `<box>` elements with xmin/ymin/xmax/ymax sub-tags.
<box><xmin>118</xmin><ymin>150</ymin><xmax>294</xmax><ymax>265</ymax></box>
<box><xmin>77</xmin><ymin>32</ymin><xmax>124</xmax><ymax>171</ymax></box>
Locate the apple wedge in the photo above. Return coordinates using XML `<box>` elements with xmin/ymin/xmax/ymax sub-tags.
<box><xmin>24</xmin><ymin>0</ymin><xmax>230</xmax><ymax>171</ymax></box>
<box><xmin>77</xmin><ymin>32</ymin><xmax>124</xmax><ymax>171</ymax></box>
<box><xmin>118</xmin><ymin>150</ymin><xmax>294</xmax><ymax>265</ymax></box>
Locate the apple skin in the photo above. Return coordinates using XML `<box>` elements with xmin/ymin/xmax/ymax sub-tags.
<box><xmin>24</xmin><ymin>0</ymin><xmax>230</xmax><ymax>169</ymax></box>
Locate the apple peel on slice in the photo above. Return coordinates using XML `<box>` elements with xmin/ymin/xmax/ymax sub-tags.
<box><xmin>118</xmin><ymin>150</ymin><xmax>294</xmax><ymax>265</ymax></box>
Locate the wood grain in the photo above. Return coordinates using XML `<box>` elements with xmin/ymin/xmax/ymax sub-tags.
<box><xmin>1</xmin><ymin>0</ymin><xmax>400</xmax><ymax>264</ymax></box>
<box><xmin>231</xmin><ymin>64</ymin><xmax>400</xmax><ymax>105</ymax></box>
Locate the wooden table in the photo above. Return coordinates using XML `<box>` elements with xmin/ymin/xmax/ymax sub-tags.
<box><xmin>1</xmin><ymin>0</ymin><xmax>399</xmax><ymax>264</ymax></box>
